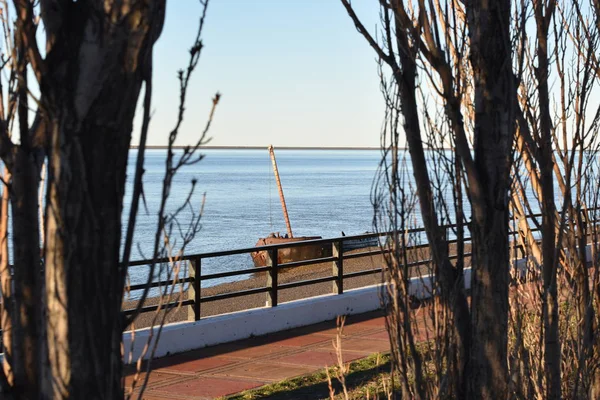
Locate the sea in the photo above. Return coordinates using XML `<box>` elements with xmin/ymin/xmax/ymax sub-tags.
<box><xmin>123</xmin><ymin>148</ymin><xmax>384</xmax><ymax>293</ymax></box>
<box><xmin>120</xmin><ymin>147</ymin><xmax>582</xmax><ymax>296</ymax></box>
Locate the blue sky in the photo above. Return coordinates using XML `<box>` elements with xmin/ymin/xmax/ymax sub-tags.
<box><xmin>140</xmin><ymin>1</ymin><xmax>383</xmax><ymax>147</ymax></box>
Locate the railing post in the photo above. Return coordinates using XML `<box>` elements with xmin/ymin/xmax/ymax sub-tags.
<box><xmin>187</xmin><ymin>257</ymin><xmax>201</xmax><ymax>321</ymax></box>
<box><xmin>332</xmin><ymin>240</ymin><xmax>343</xmax><ymax>294</ymax></box>
<box><xmin>266</xmin><ymin>248</ymin><xmax>278</xmax><ymax>307</ymax></box>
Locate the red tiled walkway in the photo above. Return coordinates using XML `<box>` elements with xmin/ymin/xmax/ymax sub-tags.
<box><xmin>124</xmin><ymin>310</ymin><xmax>392</xmax><ymax>399</ymax></box>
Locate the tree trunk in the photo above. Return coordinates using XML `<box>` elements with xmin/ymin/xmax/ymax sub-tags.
<box><xmin>468</xmin><ymin>215</ymin><xmax>510</xmax><ymax>399</ymax></box>
<box><xmin>465</xmin><ymin>1</ymin><xmax>514</xmax><ymax>398</ymax></box>
<box><xmin>573</xmin><ymin>209</ymin><xmax>595</xmax><ymax>397</ymax></box>
<box><xmin>395</xmin><ymin>47</ymin><xmax>471</xmax><ymax>400</ymax></box>
<box><xmin>536</xmin><ymin>12</ymin><xmax>561</xmax><ymax>400</ymax></box>
<box><xmin>40</xmin><ymin>3</ymin><xmax>165</xmax><ymax>398</ymax></box>
<box><xmin>0</xmin><ymin>167</ymin><xmax>12</xmax><ymax>385</ymax></box>
<box><xmin>9</xmin><ymin>148</ymin><xmax>42</xmax><ymax>400</ymax></box>
<box><xmin>44</xmin><ymin>117</ymin><xmax>131</xmax><ymax>399</ymax></box>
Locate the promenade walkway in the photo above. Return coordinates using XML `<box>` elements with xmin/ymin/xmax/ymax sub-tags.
<box><xmin>124</xmin><ymin>310</ymin><xmax>397</xmax><ymax>399</ymax></box>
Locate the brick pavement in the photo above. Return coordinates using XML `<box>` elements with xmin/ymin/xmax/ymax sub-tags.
<box><xmin>124</xmin><ymin>310</ymin><xmax>394</xmax><ymax>399</ymax></box>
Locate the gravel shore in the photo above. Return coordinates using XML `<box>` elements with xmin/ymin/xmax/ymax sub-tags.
<box><xmin>124</xmin><ymin>247</ymin><xmax>389</xmax><ymax>329</ymax></box>
<box><xmin>123</xmin><ymin>243</ymin><xmax>456</xmax><ymax>330</ymax></box>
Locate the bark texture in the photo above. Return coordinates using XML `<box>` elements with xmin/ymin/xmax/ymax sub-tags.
<box><xmin>465</xmin><ymin>1</ymin><xmax>514</xmax><ymax>398</ymax></box>
<box><xmin>39</xmin><ymin>3</ymin><xmax>165</xmax><ymax>398</ymax></box>
<box><xmin>0</xmin><ymin>1</ymin><xmax>166</xmax><ymax>399</ymax></box>
<box><xmin>534</xmin><ymin>2</ymin><xmax>561</xmax><ymax>398</ymax></box>
<box><xmin>9</xmin><ymin>148</ymin><xmax>43</xmax><ymax>400</ymax></box>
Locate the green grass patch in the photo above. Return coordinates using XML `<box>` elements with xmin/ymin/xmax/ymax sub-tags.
<box><xmin>222</xmin><ymin>353</ymin><xmax>394</xmax><ymax>400</ymax></box>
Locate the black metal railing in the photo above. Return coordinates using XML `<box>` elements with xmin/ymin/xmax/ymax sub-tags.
<box><xmin>123</xmin><ymin>230</ymin><xmax>394</xmax><ymax>321</ymax></box>
<box><xmin>2</xmin><ymin>208</ymin><xmax>598</xmax><ymax>343</ymax></box>
<box><xmin>121</xmin><ymin>208</ymin><xmax>600</xmax><ymax>323</ymax></box>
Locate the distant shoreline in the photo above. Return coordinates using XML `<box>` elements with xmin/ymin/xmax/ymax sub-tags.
<box><xmin>130</xmin><ymin>145</ymin><xmax>387</xmax><ymax>151</ymax></box>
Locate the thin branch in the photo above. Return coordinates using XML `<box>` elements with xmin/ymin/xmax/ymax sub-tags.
<box><xmin>340</xmin><ymin>0</ymin><xmax>399</xmax><ymax>70</ymax></box>
<box><xmin>12</xmin><ymin>0</ymin><xmax>44</xmax><ymax>82</ymax></box>
<box><xmin>124</xmin><ymin>0</ymin><xmax>216</xmax><ymax>327</ymax></box>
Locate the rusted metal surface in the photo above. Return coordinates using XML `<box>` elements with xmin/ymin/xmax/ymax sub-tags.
<box><xmin>251</xmin><ymin>233</ymin><xmax>332</xmax><ymax>267</ymax></box>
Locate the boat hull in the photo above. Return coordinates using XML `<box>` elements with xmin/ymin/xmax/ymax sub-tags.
<box><xmin>251</xmin><ymin>235</ymin><xmax>332</xmax><ymax>267</ymax></box>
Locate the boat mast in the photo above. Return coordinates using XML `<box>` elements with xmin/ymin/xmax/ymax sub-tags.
<box><xmin>268</xmin><ymin>145</ymin><xmax>293</xmax><ymax>238</ymax></box>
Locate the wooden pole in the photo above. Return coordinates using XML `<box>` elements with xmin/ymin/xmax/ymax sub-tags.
<box><xmin>268</xmin><ymin>145</ymin><xmax>293</xmax><ymax>238</ymax></box>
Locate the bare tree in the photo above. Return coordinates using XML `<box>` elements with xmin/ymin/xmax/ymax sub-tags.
<box><xmin>346</xmin><ymin>0</ymin><xmax>600</xmax><ymax>398</ymax></box>
<box><xmin>511</xmin><ymin>2</ymin><xmax>600</xmax><ymax>397</ymax></box>
<box><xmin>342</xmin><ymin>3</ymin><xmax>472</xmax><ymax>397</ymax></box>
<box><xmin>0</xmin><ymin>1</ymin><xmax>217</xmax><ymax>399</ymax></box>
<box><xmin>343</xmin><ymin>0</ymin><xmax>515</xmax><ymax>397</ymax></box>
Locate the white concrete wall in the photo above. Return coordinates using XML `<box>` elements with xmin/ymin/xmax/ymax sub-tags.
<box><xmin>123</xmin><ymin>284</ymin><xmax>387</xmax><ymax>362</ymax></box>
<box><xmin>94</xmin><ymin>243</ymin><xmax>600</xmax><ymax>363</ymax></box>
<box><xmin>122</xmin><ymin>268</ymin><xmax>471</xmax><ymax>363</ymax></box>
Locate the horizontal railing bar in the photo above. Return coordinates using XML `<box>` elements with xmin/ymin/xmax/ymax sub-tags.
<box><xmin>343</xmin><ymin>248</ymin><xmax>390</xmax><ymax>260</ymax></box>
<box><xmin>122</xmin><ymin>299</ymin><xmax>194</xmax><ymax>316</ymax></box>
<box><xmin>278</xmin><ymin>276</ymin><xmax>337</xmax><ymax>290</ymax></box>
<box><xmin>444</xmin><ymin>237</ymin><xmax>472</xmax><ymax>244</ymax></box>
<box><xmin>200</xmin><ymin>266</ymin><xmax>271</xmax><ymax>281</ymax></box>
<box><xmin>127</xmin><ymin>258</ymin><xmax>192</xmax><ymax>267</ymax></box>
<box><xmin>125</xmin><ymin>230</ymin><xmax>410</xmax><ymax>266</ymax></box>
<box><xmin>354</xmin><ymin>241</ymin><xmax>432</xmax><ymax>255</ymax></box>
<box><xmin>448</xmin><ymin>252</ymin><xmax>472</xmax><ymax>261</ymax></box>
<box><xmin>200</xmin><ymin>287</ymin><xmax>270</xmax><ymax>303</ymax></box>
<box><xmin>235</xmin><ymin>233</ymin><xmax>388</xmax><ymax>256</ymax></box>
<box><xmin>125</xmin><ymin>211</ymin><xmax>600</xmax><ymax>268</ymax></box>
<box><xmin>278</xmin><ymin>256</ymin><xmax>337</xmax><ymax>270</ymax></box>
<box><xmin>405</xmin><ymin>258</ymin><xmax>435</xmax><ymax>269</ymax></box>
<box><xmin>343</xmin><ymin>268</ymin><xmax>385</xmax><ymax>279</ymax></box>
<box><xmin>128</xmin><ymin>277</ymin><xmax>193</xmax><ymax>292</ymax></box>
<box><xmin>199</xmin><ymin>231</ymin><xmax>391</xmax><ymax>260</ymax></box>
<box><xmin>118</xmin><ymin>209</ymin><xmax>600</xmax><ymax>317</ymax></box>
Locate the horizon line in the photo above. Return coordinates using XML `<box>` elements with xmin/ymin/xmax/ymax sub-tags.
<box><xmin>131</xmin><ymin>145</ymin><xmax>413</xmax><ymax>151</ymax></box>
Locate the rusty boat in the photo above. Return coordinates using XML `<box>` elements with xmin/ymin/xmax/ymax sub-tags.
<box><xmin>251</xmin><ymin>233</ymin><xmax>331</xmax><ymax>267</ymax></box>
<box><xmin>250</xmin><ymin>145</ymin><xmax>331</xmax><ymax>267</ymax></box>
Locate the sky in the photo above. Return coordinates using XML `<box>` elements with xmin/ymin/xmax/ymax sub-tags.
<box><xmin>139</xmin><ymin>1</ymin><xmax>384</xmax><ymax>148</ymax></box>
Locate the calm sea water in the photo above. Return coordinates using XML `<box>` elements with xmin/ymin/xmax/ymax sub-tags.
<box><xmin>119</xmin><ymin>147</ymin><xmax>584</xmax><ymax>295</ymax></box>
<box><xmin>124</xmin><ymin>149</ymin><xmax>382</xmax><ymax>291</ymax></box>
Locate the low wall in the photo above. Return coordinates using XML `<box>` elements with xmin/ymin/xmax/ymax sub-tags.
<box><xmin>0</xmin><ymin>246</ymin><xmax>595</xmax><ymax>365</ymax></box>
<box><xmin>123</xmin><ymin>283</ymin><xmax>386</xmax><ymax>362</ymax></box>
<box><xmin>122</xmin><ymin>267</ymin><xmax>462</xmax><ymax>362</ymax></box>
